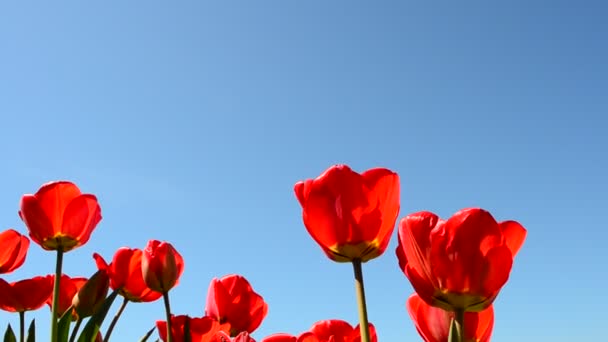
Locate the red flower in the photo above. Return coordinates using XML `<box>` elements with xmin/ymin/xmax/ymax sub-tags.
<box><xmin>46</xmin><ymin>274</ymin><xmax>88</xmax><ymax>319</ymax></box>
<box><xmin>19</xmin><ymin>181</ymin><xmax>102</xmax><ymax>252</ymax></box>
<box><xmin>294</xmin><ymin>165</ymin><xmax>400</xmax><ymax>262</ymax></box>
<box><xmin>212</xmin><ymin>331</ymin><xmax>256</xmax><ymax>342</ymax></box>
<box><xmin>396</xmin><ymin>208</ymin><xmax>527</xmax><ymax>312</ymax></box>
<box><xmin>261</xmin><ymin>333</ymin><xmax>316</xmax><ymax>342</ymax></box>
<box><xmin>309</xmin><ymin>320</ymin><xmax>377</xmax><ymax>342</ymax></box>
<box><xmin>407</xmin><ymin>294</ymin><xmax>494</xmax><ymax>342</ymax></box>
<box><xmin>142</xmin><ymin>240</ymin><xmax>184</xmax><ymax>293</ymax></box>
<box><xmin>0</xmin><ymin>229</ymin><xmax>29</xmax><ymax>274</ymax></box>
<box><xmin>157</xmin><ymin>315</ymin><xmax>227</xmax><ymax>342</ymax></box>
<box><xmin>0</xmin><ymin>275</ymin><xmax>53</xmax><ymax>312</ymax></box>
<box><xmin>205</xmin><ymin>274</ymin><xmax>268</xmax><ymax>336</ymax></box>
<box><xmin>94</xmin><ymin>248</ymin><xmax>162</xmax><ymax>302</ymax></box>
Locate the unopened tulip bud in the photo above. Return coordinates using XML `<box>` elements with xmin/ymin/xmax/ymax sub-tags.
<box><xmin>72</xmin><ymin>269</ymin><xmax>109</xmax><ymax>318</ymax></box>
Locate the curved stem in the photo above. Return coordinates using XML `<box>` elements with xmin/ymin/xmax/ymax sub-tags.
<box><xmin>104</xmin><ymin>297</ymin><xmax>129</xmax><ymax>342</ymax></box>
<box><xmin>352</xmin><ymin>259</ymin><xmax>370</xmax><ymax>342</ymax></box>
<box><xmin>19</xmin><ymin>311</ymin><xmax>24</xmax><ymax>342</ymax></box>
<box><xmin>163</xmin><ymin>292</ymin><xmax>173</xmax><ymax>342</ymax></box>
<box><xmin>50</xmin><ymin>249</ymin><xmax>64</xmax><ymax>342</ymax></box>
<box><xmin>68</xmin><ymin>318</ymin><xmax>83</xmax><ymax>342</ymax></box>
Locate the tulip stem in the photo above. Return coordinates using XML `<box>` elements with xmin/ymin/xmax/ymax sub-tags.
<box><xmin>449</xmin><ymin>309</ymin><xmax>465</xmax><ymax>342</ymax></box>
<box><xmin>352</xmin><ymin>259</ymin><xmax>371</xmax><ymax>342</ymax></box>
<box><xmin>104</xmin><ymin>297</ymin><xmax>129</xmax><ymax>342</ymax></box>
<box><xmin>19</xmin><ymin>311</ymin><xmax>24</xmax><ymax>342</ymax></box>
<box><xmin>163</xmin><ymin>292</ymin><xmax>173</xmax><ymax>342</ymax></box>
<box><xmin>68</xmin><ymin>318</ymin><xmax>83</xmax><ymax>342</ymax></box>
<box><xmin>50</xmin><ymin>249</ymin><xmax>64</xmax><ymax>342</ymax></box>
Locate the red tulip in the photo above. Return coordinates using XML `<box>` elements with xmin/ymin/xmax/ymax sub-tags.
<box><xmin>294</xmin><ymin>165</ymin><xmax>400</xmax><ymax>262</ymax></box>
<box><xmin>0</xmin><ymin>229</ymin><xmax>29</xmax><ymax>274</ymax></box>
<box><xmin>142</xmin><ymin>240</ymin><xmax>184</xmax><ymax>293</ymax></box>
<box><xmin>157</xmin><ymin>315</ymin><xmax>228</xmax><ymax>342</ymax></box>
<box><xmin>205</xmin><ymin>274</ymin><xmax>268</xmax><ymax>336</ymax></box>
<box><xmin>212</xmin><ymin>331</ymin><xmax>256</xmax><ymax>342</ymax></box>
<box><xmin>0</xmin><ymin>275</ymin><xmax>53</xmax><ymax>312</ymax></box>
<box><xmin>396</xmin><ymin>208</ymin><xmax>527</xmax><ymax>312</ymax></box>
<box><xmin>19</xmin><ymin>181</ymin><xmax>102</xmax><ymax>252</ymax></box>
<box><xmin>94</xmin><ymin>248</ymin><xmax>162</xmax><ymax>302</ymax></box>
<box><xmin>407</xmin><ymin>294</ymin><xmax>494</xmax><ymax>342</ymax></box>
<box><xmin>46</xmin><ymin>274</ymin><xmax>88</xmax><ymax>319</ymax></box>
<box><xmin>309</xmin><ymin>320</ymin><xmax>377</xmax><ymax>342</ymax></box>
<box><xmin>261</xmin><ymin>333</ymin><xmax>316</xmax><ymax>342</ymax></box>
<box><xmin>72</xmin><ymin>269</ymin><xmax>109</xmax><ymax>318</ymax></box>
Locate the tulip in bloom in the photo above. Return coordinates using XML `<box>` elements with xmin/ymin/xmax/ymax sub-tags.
<box><xmin>157</xmin><ymin>315</ymin><xmax>227</xmax><ymax>342</ymax></box>
<box><xmin>294</xmin><ymin>165</ymin><xmax>400</xmax><ymax>262</ymax></box>
<box><xmin>205</xmin><ymin>274</ymin><xmax>268</xmax><ymax>336</ymax></box>
<box><xmin>142</xmin><ymin>240</ymin><xmax>184</xmax><ymax>293</ymax></box>
<box><xmin>94</xmin><ymin>248</ymin><xmax>162</xmax><ymax>302</ymax></box>
<box><xmin>46</xmin><ymin>274</ymin><xmax>88</xmax><ymax>319</ymax></box>
<box><xmin>212</xmin><ymin>331</ymin><xmax>256</xmax><ymax>342</ymax></box>
<box><xmin>19</xmin><ymin>181</ymin><xmax>102</xmax><ymax>252</ymax></box>
<box><xmin>407</xmin><ymin>294</ymin><xmax>494</xmax><ymax>342</ymax></box>
<box><xmin>0</xmin><ymin>229</ymin><xmax>29</xmax><ymax>274</ymax></box>
<box><xmin>308</xmin><ymin>320</ymin><xmax>377</xmax><ymax>342</ymax></box>
<box><xmin>396</xmin><ymin>208</ymin><xmax>527</xmax><ymax>312</ymax></box>
<box><xmin>0</xmin><ymin>275</ymin><xmax>54</xmax><ymax>312</ymax></box>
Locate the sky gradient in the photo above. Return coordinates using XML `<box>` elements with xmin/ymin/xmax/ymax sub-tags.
<box><xmin>1</xmin><ymin>1</ymin><xmax>606</xmax><ymax>341</ymax></box>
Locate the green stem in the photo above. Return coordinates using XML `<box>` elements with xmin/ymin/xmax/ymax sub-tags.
<box><xmin>50</xmin><ymin>249</ymin><xmax>64</xmax><ymax>342</ymax></box>
<box><xmin>19</xmin><ymin>311</ymin><xmax>24</xmax><ymax>342</ymax></box>
<box><xmin>104</xmin><ymin>297</ymin><xmax>129</xmax><ymax>342</ymax></box>
<box><xmin>455</xmin><ymin>309</ymin><xmax>464</xmax><ymax>342</ymax></box>
<box><xmin>68</xmin><ymin>318</ymin><xmax>83</xmax><ymax>342</ymax></box>
<box><xmin>352</xmin><ymin>259</ymin><xmax>371</xmax><ymax>342</ymax></box>
<box><xmin>163</xmin><ymin>292</ymin><xmax>173</xmax><ymax>342</ymax></box>
<box><xmin>449</xmin><ymin>309</ymin><xmax>465</xmax><ymax>342</ymax></box>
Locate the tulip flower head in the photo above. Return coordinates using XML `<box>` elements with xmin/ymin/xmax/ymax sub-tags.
<box><xmin>407</xmin><ymin>294</ymin><xmax>494</xmax><ymax>342</ymax></box>
<box><xmin>142</xmin><ymin>240</ymin><xmax>184</xmax><ymax>293</ymax></box>
<box><xmin>94</xmin><ymin>248</ymin><xmax>162</xmax><ymax>302</ymax></box>
<box><xmin>294</xmin><ymin>165</ymin><xmax>400</xmax><ymax>263</ymax></box>
<box><xmin>19</xmin><ymin>181</ymin><xmax>102</xmax><ymax>252</ymax></box>
<box><xmin>205</xmin><ymin>274</ymin><xmax>268</xmax><ymax>336</ymax></box>
<box><xmin>0</xmin><ymin>229</ymin><xmax>30</xmax><ymax>274</ymax></box>
<box><xmin>397</xmin><ymin>208</ymin><xmax>527</xmax><ymax>312</ymax></box>
<box><xmin>0</xmin><ymin>275</ymin><xmax>54</xmax><ymax>313</ymax></box>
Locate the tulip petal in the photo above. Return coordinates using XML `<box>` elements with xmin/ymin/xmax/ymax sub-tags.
<box><xmin>31</xmin><ymin>181</ymin><xmax>82</xmax><ymax>230</ymax></box>
<box><xmin>63</xmin><ymin>194</ymin><xmax>102</xmax><ymax>248</ymax></box>
<box><xmin>19</xmin><ymin>195</ymin><xmax>55</xmax><ymax>248</ymax></box>
<box><xmin>499</xmin><ymin>220</ymin><xmax>527</xmax><ymax>256</ymax></box>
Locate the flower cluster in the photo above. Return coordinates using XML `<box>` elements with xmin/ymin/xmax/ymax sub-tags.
<box><xmin>0</xmin><ymin>164</ymin><xmax>526</xmax><ymax>342</ymax></box>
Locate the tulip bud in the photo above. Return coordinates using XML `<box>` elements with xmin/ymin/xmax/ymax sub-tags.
<box><xmin>142</xmin><ymin>240</ymin><xmax>184</xmax><ymax>293</ymax></box>
<box><xmin>72</xmin><ymin>269</ymin><xmax>109</xmax><ymax>318</ymax></box>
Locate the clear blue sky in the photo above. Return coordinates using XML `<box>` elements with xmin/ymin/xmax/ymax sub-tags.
<box><xmin>0</xmin><ymin>1</ymin><xmax>606</xmax><ymax>341</ymax></box>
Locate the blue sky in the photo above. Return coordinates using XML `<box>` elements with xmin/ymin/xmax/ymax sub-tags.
<box><xmin>0</xmin><ymin>1</ymin><xmax>606</xmax><ymax>341</ymax></box>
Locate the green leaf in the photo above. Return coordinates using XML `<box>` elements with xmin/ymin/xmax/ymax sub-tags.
<box><xmin>3</xmin><ymin>324</ymin><xmax>16</xmax><ymax>342</ymax></box>
<box><xmin>77</xmin><ymin>289</ymin><xmax>119</xmax><ymax>342</ymax></box>
<box><xmin>138</xmin><ymin>326</ymin><xmax>156</xmax><ymax>342</ymax></box>
<box><xmin>26</xmin><ymin>319</ymin><xmax>35</xmax><ymax>342</ymax></box>
<box><xmin>57</xmin><ymin>309</ymin><xmax>73</xmax><ymax>342</ymax></box>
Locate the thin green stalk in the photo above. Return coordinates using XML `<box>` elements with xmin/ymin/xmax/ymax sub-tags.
<box><xmin>50</xmin><ymin>249</ymin><xmax>64</xmax><ymax>342</ymax></box>
<box><xmin>104</xmin><ymin>297</ymin><xmax>129</xmax><ymax>342</ymax></box>
<box><xmin>449</xmin><ymin>309</ymin><xmax>465</xmax><ymax>342</ymax></box>
<box><xmin>163</xmin><ymin>292</ymin><xmax>173</xmax><ymax>342</ymax></box>
<box><xmin>19</xmin><ymin>311</ymin><xmax>24</xmax><ymax>342</ymax></box>
<box><xmin>352</xmin><ymin>259</ymin><xmax>371</xmax><ymax>342</ymax></box>
<box><xmin>68</xmin><ymin>318</ymin><xmax>83</xmax><ymax>342</ymax></box>
<box><xmin>455</xmin><ymin>309</ymin><xmax>464</xmax><ymax>342</ymax></box>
